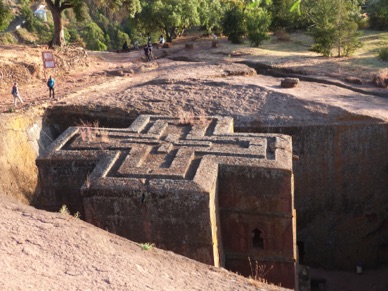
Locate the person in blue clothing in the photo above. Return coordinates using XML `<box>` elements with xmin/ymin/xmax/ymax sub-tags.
<box><xmin>47</xmin><ymin>75</ymin><xmax>55</xmax><ymax>98</ymax></box>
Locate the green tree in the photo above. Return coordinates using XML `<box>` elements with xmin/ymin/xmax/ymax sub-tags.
<box><xmin>221</xmin><ymin>0</ymin><xmax>272</xmax><ymax>46</ymax></box>
<box><xmin>367</xmin><ymin>0</ymin><xmax>388</xmax><ymax>30</ymax></box>
<box><xmin>245</xmin><ymin>0</ymin><xmax>272</xmax><ymax>47</ymax></box>
<box><xmin>246</xmin><ymin>7</ymin><xmax>271</xmax><ymax>46</ymax></box>
<box><xmin>270</xmin><ymin>0</ymin><xmax>309</xmax><ymax>30</ymax></box>
<box><xmin>306</xmin><ymin>0</ymin><xmax>362</xmax><ymax>57</ymax></box>
<box><xmin>0</xmin><ymin>0</ymin><xmax>12</xmax><ymax>32</ymax></box>
<box><xmin>44</xmin><ymin>0</ymin><xmax>141</xmax><ymax>47</ymax></box>
<box><xmin>136</xmin><ymin>0</ymin><xmax>204</xmax><ymax>43</ymax></box>
<box><xmin>45</xmin><ymin>0</ymin><xmax>85</xmax><ymax>47</ymax></box>
<box><xmin>198</xmin><ymin>0</ymin><xmax>224</xmax><ymax>33</ymax></box>
<box><xmin>81</xmin><ymin>21</ymin><xmax>107</xmax><ymax>50</ymax></box>
<box><xmin>222</xmin><ymin>4</ymin><xmax>246</xmax><ymax>43</ymax></box>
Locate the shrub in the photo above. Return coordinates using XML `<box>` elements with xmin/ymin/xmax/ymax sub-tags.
<box><xmin>140</xmin><ymin>243</ymin><xmax>154</xmax><ymax>250</ymax></box>
<box><xmin>270</xmin><ymin>0</ymin><xmax>310</xmax><ymax>31</ymax></box>
<box><xmin>0</xmin><ymin>32</ymin><xmax>16</xmax><ymax>44</ymax></box>
<box><xmin>59</xmin><ymin>205</ymin><xmax>71</xmax><ymax>215</ymax></box>
<box><xmin>306</xmin><ymin>0</ymin><xmax>362</xmax><ymax>57</ymax></box>
<box><xmin>222</xmin><ymin>6</ymin><xmax>246</xmax><ymax>44</ymax></box>
<box><xmin>20</xmin><ymin>4</ymin><xmax>39</xmax><ymax>33</ymax></box>
<box><xmin>81</xmin><ymin>21</ymin><xmax>108</xmax><ymax>51</ymax></box>
<box><xmin>246</xmin><ymin>8</ymin><xmax>271</xmax><ymax>47</ymax></box>
<box><xmin>248</xmin><ymin>257</ymin><xmax>273</xmax><ymax>283</ymax></box>
<box><xmin>367</xmin><ymin>0</ymin><xmax>388</xmax><ymax>30</ymax></box>
<box><xmin>14</xmin><ymin>28</ymin><xmax>37</xmax><ymax>44</ymax></box>
<box><xmin>338</xmin><ymin>20</ymin><xmax>362</xmax><ymax>57</ymax></box>
<box><xmin>379</xmin><ymin>47</ymin><xmax>388</xmax><ymax>61</ymax></box>
<box><xmin>0</xmin><ymin>0</ymin><xmax>12</xmax><ymax>32</ymax></box>
<box><xmin>308</xmin><ymin>26</ymin><xmax>337</xmax><ymax>57</ymax></box>
<box><xmin>59</xmin><ymin>205</ymin><xmax>81</xmax><ymax>218</ymax></box>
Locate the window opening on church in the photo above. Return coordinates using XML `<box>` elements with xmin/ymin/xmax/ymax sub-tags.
<box><xmin>252</xmin><ymin>229</ymin><xmax>264</xmax><ymax>249</ymax></box>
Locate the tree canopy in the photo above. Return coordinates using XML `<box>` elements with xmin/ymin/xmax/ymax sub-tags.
<box><xmin>45</xmin><ymin>0</ymin><xmax>141</xmax><ymax>46</ymax></box>
<box><xmin>0</xmin><ymin>0</ymin><xmax>12</xmax><ymax>32</ymax></box>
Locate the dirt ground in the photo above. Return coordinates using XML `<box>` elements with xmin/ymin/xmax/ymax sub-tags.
<box><xmin>0</xmin><ymin>34</ymin><xmax>388</xmax><ymax>290</ymax></box>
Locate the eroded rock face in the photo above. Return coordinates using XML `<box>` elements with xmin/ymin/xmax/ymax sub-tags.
<box><xmin>36</xmin><ymin>115</ymin><xmax>297</xmax><ymax>289</ymax></box>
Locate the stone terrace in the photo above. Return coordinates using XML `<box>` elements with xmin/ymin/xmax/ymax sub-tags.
<box><xmin>36</xmin><ymin>115</ymin><xmax>296</xmax><ymax>288</ymax></box>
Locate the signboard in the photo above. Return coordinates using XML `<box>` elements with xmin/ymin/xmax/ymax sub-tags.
<box><xmin>42</xmin><ymin>51</ymin><xmax>55</xmax><ymax>68</ymax></box>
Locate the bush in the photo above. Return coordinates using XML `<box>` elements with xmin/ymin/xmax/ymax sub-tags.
<box><xmin>308</xmin><ymin>26</ymin><xmax>337</xmax><ymax>57</ymax></box>
<box><xmin>81</xmin><ymin>22</ymin><xmax>108</xmax><ymax>51</ymax></box>
<box><xmin>0</xmin><ymin>0</ymin><xmax>12</xmax><ymax>32</ymax></box>
<box><xmin>270</xmin><ymin>0</ymin><xmax>310</xmax><ymax>31</ymax></box>
<box><xmin>0</xmin><ymin>32</ymin><xmax>16</xmax><ymax>44</ymax></box>
<box><xmin>246</xmin><ymin>8</ymin><xmax>271</xmax><ymax>47</ymax></box>
<box><xmin>14</xmin><ymin>27</ymin><xmax>37</xmax><ymax>44</ymax></box>
<box><xmin>222</xmin><ymin>6</ymin><xmax>246</xmax><ymax>44</ymax></box>
<box><xmin>34</xmin><ymin>21</ymin><xmax>54</xmax><ymax>43</ymax></box>
<box><xmin>340</xmin><ymin>21</ymin><xmax>362</xmax><ymax>57</ymax></box>
<box><xmin>379</xmin><ymin>47</ymin><xmax>388</xmax><ymax>61</ymax></box>
<box><xmin>306</xmin><ymin>0</ymin><xmax>362</xmax><ymax>57</ymax></box>
<box><xmin>367</xmin><ymin>1</ymin><xmax>388</xmax><ymax>30</ymax></box>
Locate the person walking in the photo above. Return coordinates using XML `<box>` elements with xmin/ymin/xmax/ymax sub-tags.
<box><xmin>47</xmin><ymin>75</ymin><xmax>55</xmax><ymax>98</ymax></box>
<box><xmin>11</xmin><ymin>82</ymin><xmax>23</xmax><ymax>107</ymax></box>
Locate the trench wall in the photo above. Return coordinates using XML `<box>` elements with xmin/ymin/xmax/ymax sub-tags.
<box><xmin>249</xmin><ymin>123</ymin><xmax>388</xmax><ymax>269</ymax></box>
<box><xmin>0</xmin><ymin>109</ymin><xmax>52</xmax><ymax>204</ymax></box>
<box><xmin>3</xmin><ymin>108</ymin><xmax>388</xmax><ymax>272</ymax></box>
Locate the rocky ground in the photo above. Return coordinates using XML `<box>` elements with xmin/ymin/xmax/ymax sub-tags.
<box><xmin>0</xmin><ymin>194</ymin><xmax>284</xmax><ymax>291</ymax></box>
<box><xmin>0</xmin><ymin>33</ymin><xmax>387</xmax><ymax>290</ymax></box>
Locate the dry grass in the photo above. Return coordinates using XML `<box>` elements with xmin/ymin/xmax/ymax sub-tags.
<box><xmin>178</xmin><ymin>110</ymin><xmax>209</xmax><ymax>126</ymax></box>
<box><xmin>206</xmin><ymin>30</ymin><xmax>388</xmax><ymax>81</ymax></box>
<box><xmin>248</xmin><ymin>257</ymin><xmax>273</xmax><ymax>283</ymax></box>
<box><xmin>274</xmin><ymin>29</ymin><xmax>291</xmax><ymax>42</ymax></box>
<box><xmin>76</xmin><ymin>119</ymin><xmax>110</xmax><ymax>143</ymax></box>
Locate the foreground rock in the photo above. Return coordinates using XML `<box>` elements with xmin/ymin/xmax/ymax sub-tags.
<box><xmin>0</xmin><ymin>194</ymin><xmax>287</xmax><ymax>291</ymax></box>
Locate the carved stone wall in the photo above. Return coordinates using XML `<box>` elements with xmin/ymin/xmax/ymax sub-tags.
<box><xmin>36</xmin><ymin>115</ymin><xmax>296</xmax><ymax>288</ymax></box>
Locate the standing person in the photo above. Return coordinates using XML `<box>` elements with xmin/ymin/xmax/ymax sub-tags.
<box><xmin>147</xmin><ymin>43</ymin><xmax>154</xmax><ymax>60</ymax></box>
<box><xmin>147</xmin><ymin>33</ymin><xmax>151</xmax><ymax>45</ymax></box>
<box><xmin>47</xmin><ymin>75</ymin><xmax>55</xmax><ymax>98</ymax></box>
<box><xmin>159</xmin><ymin>35</ymin><xmax>165</xmax><ymax>44</ymax></box>
<box><xmin>144</xmin><ymin>45</ymin><xmax>150</xmax><ymax>61</ymax></box>
<box><xmin>11</xmin><ymin>82</ymin><xmax>23</xmax><ymax>107</ymax></box>
<box><xmin>122</xmin><ymin>41</ymin><xmax>129</xmax><ymax>52</ymax></box>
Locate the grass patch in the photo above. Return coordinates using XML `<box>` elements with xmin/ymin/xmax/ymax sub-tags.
<box><xmin>140</xmin><ymin>243</ymin><xmax>154</xmax><ymax>251</ymax></box>
<box><xmin>379</xmin><ymin>47</ymin><xmax>388</xmax><ymax>61</ymax></box>
<box><xmin>59</xmin><ymin>205</ymin><xmax>80</xmax><ymax>218</ymax></box>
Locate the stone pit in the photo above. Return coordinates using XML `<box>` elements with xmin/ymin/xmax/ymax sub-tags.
<box><xmin>35</xmin><ymin>115</ymin><xmax>297</xmax><ymax>288</ymax></box>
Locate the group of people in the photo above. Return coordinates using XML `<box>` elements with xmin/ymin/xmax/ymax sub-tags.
<box><xmin>143</xmin><ymin>33</ymin><xmax>166</xmax><ymax>61</ymax></box>
<box><xmin>11</xmin><ymin>75</ymin><xmax>55</xmax><ymax>109</ymax></box>
<box><xmin>122</xmin><ymin>33</ymin><xmax>166</xmax><ymax>61</ymax></box>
